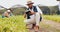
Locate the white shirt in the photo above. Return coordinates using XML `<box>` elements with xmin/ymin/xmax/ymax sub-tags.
<box><xmin>36</xmin><ymin>6</ymin><xmax>43</xmax><ymax>15</ymax></box>
<box><xmin>26</xmin><ymin>6</ymin><xmax>43</xmax><ymax>15</ymax></box>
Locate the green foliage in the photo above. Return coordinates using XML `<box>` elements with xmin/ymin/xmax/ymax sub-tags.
<box><xmin>0</xmin><ymin>16</ymin><xmax>28</xmax><ymax>32</ymax></box>
<box><xmin>0</xmin><ymin>9</ymin><xmax>6</xmax><ymax>15</ymax></box>
<box><xmin>39</xmin><ymin>6</ymin><xmax>59</xmax><ymax>15</ymax></box>
<box><xmin>44</xmin><ymin>15</ymin><xmax>60</xmax><ymax>23</ymax></box>
<box><xmin>12</xmin><ymin>8</ymin><xmax>25</xmax><ymax>15</ymax></box>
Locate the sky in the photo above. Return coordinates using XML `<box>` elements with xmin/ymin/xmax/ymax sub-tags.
<box><xmin>0</xmin><ymin>0</ymin><xmax>59</xmax><ymax>8</ymax></box>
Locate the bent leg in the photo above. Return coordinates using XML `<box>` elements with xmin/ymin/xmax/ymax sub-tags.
<box><xmin>24</xmin><ymin>15</ymin><xmax>35</xmax><ymax>29</ymax></box>
<box><xmin>35</xmin><ymin>12</ymin><xmax>40</xmax><ymax>26</ymax></box>
<box><xmin>34</xmin><ymin>12</ymin><xmax>40</xmax><ymax>32</ymax></box>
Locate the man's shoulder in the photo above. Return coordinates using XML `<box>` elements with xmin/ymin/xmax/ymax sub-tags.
<box><xmin>33</xmin><ymin>6</ymin><xmax>36</xmax><ymax>7</ymax></box>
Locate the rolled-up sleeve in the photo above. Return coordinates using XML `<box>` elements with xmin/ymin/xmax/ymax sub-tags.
<box><xmin>36</xmin><ymin>6</ymin><xmax>43</xmax><ymax>15</ymax></box>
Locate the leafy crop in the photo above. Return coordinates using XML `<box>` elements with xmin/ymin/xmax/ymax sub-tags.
<box><xmin>0</xmin><ymin>16</ymin><xmax>27</xmax><ymax>32</ymax></box>
<box><xmin>44</xmin><ymin>15</ymin><xmax>60</xmax><ymax>23</ymax></box>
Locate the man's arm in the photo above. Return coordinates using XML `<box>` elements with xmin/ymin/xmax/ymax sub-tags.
<box><xmin>36</xmin><ymin>6</ymin><xmax>43</xmax><ymax>15</ymax></box>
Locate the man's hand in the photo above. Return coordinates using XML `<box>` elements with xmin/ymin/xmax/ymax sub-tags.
<box><xmin>24</xmin><ymin>13</ymin><xmax>26</xmax><ymax>18</ymax></box>
<box><xmin>30</xmin><ymin>11</ymin><xmax>36</xmax><ymax>15</ymax></box>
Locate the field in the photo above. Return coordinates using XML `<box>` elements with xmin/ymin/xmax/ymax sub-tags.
<box><xmin>0</xmin><ymin>15</ymin><xmax>60</xmax><ymax>32</ymax></box>
<box><xmin>44</xmin><ymin>15</ymin><xmax>60</xmax><ymax>23</ymax></box>
<box><xmin>0</xmin><ymin>15</ymin><xmax>28</xmax><ymax>32</ymax></box>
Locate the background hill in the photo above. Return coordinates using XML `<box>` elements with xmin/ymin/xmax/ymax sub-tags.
<box><xmin>9</xmin><ymin>4</ymin><xmax>26</xmax><ymax>15</ymax></box>
<box><xmin>39</xmin><ymin>5</ymin><xmax>60</xmax><ymax>15</ymax></box>
<box><xmin>0</xmin><ymin>4</ymin><xmax>60</xmax><ymax>15</ymax></box>
<box><xmin>0</xmin><ymin>5</ymin><xmax>7</xmax><ymax>14</ymax></box>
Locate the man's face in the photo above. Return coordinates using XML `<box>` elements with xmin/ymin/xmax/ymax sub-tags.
<box><xmin>27</xmin><ymin>4</ymin><xmax>33</xmax><ymax>8</ymax></box>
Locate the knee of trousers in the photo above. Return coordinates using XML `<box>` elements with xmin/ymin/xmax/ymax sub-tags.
<box><xmin>24</xmin><ymin>19</ymin><xmax>35</xmax><ymax>24</ymax></box>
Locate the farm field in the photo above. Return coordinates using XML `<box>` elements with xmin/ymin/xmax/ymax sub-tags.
<box><xmin>44</xmin><ymin>15</ymin><xmax>60</xmax><ymax>23</ymax></box>
<box><xmin>0</xmin><ymin>15</ymin><xmax>28</xmax><ymax>32</ymax></box>
<box><xmin>0</xmin><ymin>15</ymin><xmax>60</xmax><ymax>32</ymax></box>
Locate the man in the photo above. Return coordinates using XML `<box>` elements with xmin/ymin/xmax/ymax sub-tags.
<box><xmin>24</xmin><ymin>1</ymin><xmax>43</xmax><ymax>32</ymax></box>
<box><xmin>2</xmin><ymin>9</ymin><xmax>13</xmax><ymax>18</ymax></box>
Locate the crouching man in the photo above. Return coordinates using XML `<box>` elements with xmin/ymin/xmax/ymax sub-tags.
<box><xmin>24</xmin><ymin>1</ymin><xmax>43</xmax><ymax>32</ymax></box>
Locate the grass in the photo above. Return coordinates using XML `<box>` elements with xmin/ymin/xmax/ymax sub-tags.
<box><xmin>44</xmin><ymin>15</ymin><xmax>60</xmax><ymax>23</ymax></box>
<box><xmin>0</xmin><ymin>15</ymin><xmax>28</xmax><ymax>32</ymax></box>
<box><xmin>0</xmin><ymin>15</ymin><xmax>60</xmax><ymax>32</ymax></box>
